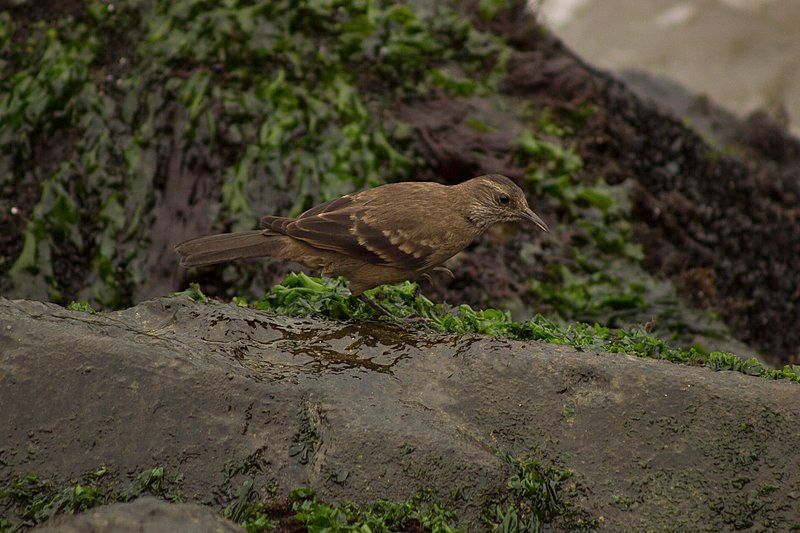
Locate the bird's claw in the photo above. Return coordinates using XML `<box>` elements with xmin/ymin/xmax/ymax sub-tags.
<box><xmin>358</xmin><ymin>293</ymin><xmax>431</xmax><ymax>327</ymax></box>
<box><xmin>421</xmin><ymin>267</ymin><xmax>455</xmax><ymax>288</ymax></box>
<box><xmin>432</xmin><ymin>266</ymin><xmax>455</xmax><ymax>280</ymax></box>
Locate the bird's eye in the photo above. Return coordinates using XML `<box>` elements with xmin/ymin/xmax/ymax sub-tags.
<box><xmin>498</xmin><ymin>194</ymin><xmax>510</xmax><ymax>205</ymax></box>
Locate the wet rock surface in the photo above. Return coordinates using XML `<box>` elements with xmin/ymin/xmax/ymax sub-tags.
<box><xmin>35</xmin><ymin>497</ymin><xmax>241</xmax><ymax>533</ymax></box>
<box><xmin>2</xmin><ymin>297</ymin><xmax>799</xmax><ymax>530</ymax></box>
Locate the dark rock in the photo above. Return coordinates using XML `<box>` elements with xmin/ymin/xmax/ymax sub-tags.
<box><xmin>2</xmin><ymin>297</ymin><xmax>800</xmax><ymax>530</ymax></box>
<box><xmin>488</xmin><ymin>27</ymin><xmax>800</xmax><ymax>362</ymax></box>
<box><xmin>616</xmin><ymin>68</ymin><xmax>742</xmax><ymax>150</ymax></box>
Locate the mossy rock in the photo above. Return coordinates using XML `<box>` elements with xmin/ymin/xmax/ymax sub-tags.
<box><xmin>2</xmin><ymin>297</ymin><xmax>799</xmax><ymax>530</ymax></box>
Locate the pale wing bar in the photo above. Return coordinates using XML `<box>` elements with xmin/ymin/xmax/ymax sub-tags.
<box><xmin>263</xmin><ymin>199</ymin><xmax>435</xmax><ymax>270</ymax></box>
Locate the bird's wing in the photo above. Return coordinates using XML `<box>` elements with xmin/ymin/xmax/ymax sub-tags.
<box><xmin>260</xmin><ymin>194</ymin><xmax>351</xmax><ymax>231</ymax></box>
<box><xmin>262</xmin><ymin>190</ymin><xmax>441</xmax><ymax>271</ymax></box>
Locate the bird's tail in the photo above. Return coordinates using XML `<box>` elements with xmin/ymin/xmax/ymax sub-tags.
<box><xmin>174</xmin><ymin>230</ymin><xmax>284</xmax><ymax>268</ymax></box>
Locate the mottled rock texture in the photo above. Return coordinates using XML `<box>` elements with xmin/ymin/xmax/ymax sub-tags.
<box><xmin>2</xmin><ymin>297</ymin><xmax>799</xmax><ymax>530</ymax></box>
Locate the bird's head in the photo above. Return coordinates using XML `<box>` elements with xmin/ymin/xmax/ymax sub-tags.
<box><xmin>459</xmin><ymin>174</ymin><xmax>549</xmax><ymax>233</ymax></box>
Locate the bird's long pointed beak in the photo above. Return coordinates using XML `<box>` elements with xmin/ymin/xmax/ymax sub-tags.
<box><xmin>521</xmin><ymin>208</ymin><xmax>549</xmax><ymax>232</ymax></box>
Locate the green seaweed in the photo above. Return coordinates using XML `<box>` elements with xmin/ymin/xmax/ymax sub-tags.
<box><xmin>486</xmin><ymin>457</ymin><xmax>596</xmax><ymax>532</ymax></box>
<box><xmin>222</xmin><ymin>478</ymin><xmax>278</xmax><ymax>532</ymax></box>
<box><xmin>0</xmin><ymin>466</ymin><xmax>182</xmax><ymax>530</ymax></box>
<box><xmin>1</xmin><ymin>0</ymin><xmax>508</xmax><ymax>306</ymax></box>
<box><xmin>290</xmin><ymin>487</ymin><xmax>459</xmax><ymax>533</ymax></box>
<box><xmin>478</xmin><ymin>0</ymin><xmax>515</xmax><ymax>21</ymax></box>
<box><xmin>170</xmin><ymin>281</ymin><xmax>209</xmax><ymax>303</ymax></box>
<box><xmin>0</xmin><ymin>475</ymin><xmax>104</xmax><ymax>527</ymax></box>
<box><xmin>516</xmin><ymin>130</ymin><xmax>732</xmax><ymax>345</ymax></box>
<box><xmin>118</xmin><ymin>467</ymin><xmax>184</xmax><ymax>503</ymax></box>
<box><xmin>66</xmin><ymin>300</ymin><xmax>95</xmax><ymax>313</ymax></box>
<box><xmin>0</xmin><ymin>470</ymin><xmax>459</xmax><ymax>532</ymax></box>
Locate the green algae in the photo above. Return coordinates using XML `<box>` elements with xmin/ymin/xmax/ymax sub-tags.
<box><xmin>486</xmin><ymin>457</ymin><xmax>596</xmax><ymax>532</ymax></box>
<box><xmin>65</xmin><ymin>300</ymin><xmax>95</xmax><ymax>313</ymax></box>
<box><xmin>0</xmin><ymin>471</ymin><xmax>462</xmax><ymax>532</ymax></box>
<box><xmin>288</xmin><ymin>487</ymin><xmax>459</xmax><ymax>533</ymax></box>
<box><xmin>1</xmin><ymin>462</ymin><xmax>582</xmax><ymax>532</ymax></box>
<box><xmin>0</xmin><ymin>467</ymin><xmax>183</xmax><ymax>531</ymax></box>
<box><xmin>1</xmin><ymin>0</ymin><xmax>507</xmax><ymax>306</ymax></box>
<box><xmin>516</xmin><ymin>129</ymin><xmax>732</xmax><ymax>346</ymax></box>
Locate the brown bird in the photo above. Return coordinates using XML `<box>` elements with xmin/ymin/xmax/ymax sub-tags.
<box><xmin>175</xmin><ymin>174</ymin><xmax>548</xmax><ymax>314</ymax></box>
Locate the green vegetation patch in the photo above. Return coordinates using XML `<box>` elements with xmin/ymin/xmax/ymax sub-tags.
<box><xmin>212</xmin><ymin>273</ymin><xmax>800</xmax><ymax>383</ymax></box>
<box><xmin>0</xmin><ymin>467</ymin><xmax>183</xmax><ymax>530</ymax></box>
<box><xmin>516</xmin><ymin>126</ymin><xmax>733</xmax><ymax>347</ymax></box>
<box><xmin>2</xmin><ymin>460</ymin><xmax>585</xmax><ymax>532</ymax></box>
<box><xmin>65</xmin><ymin>300</ymin><xmax>96</xmax><ymax>313</ymax></box>
<box><xmin>0</xmin><ymin>472</ymin><xmax>461</xmax><ymax>532</ymax></box>
<box><xmin>486</xmin><ymin>457</ymin><xmax>596</xmax><ymax>532</ymax></box>
<box><xmin>0</xmin><ymin>475</ymin><xmax>104</xmax><ymax>527</ymax></box>
<box><xmin>289</xmin><ymin>487</ymin><xmax>459</xmax><ymax>532</ymax></box>
<box><xmin>0</xmin><ymin>474</ymin><xmax>462</xmax><ymax>532</ymax></box>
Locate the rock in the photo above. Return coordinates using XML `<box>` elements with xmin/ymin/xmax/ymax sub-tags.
<box><xmin>35</xmin><ymin>497</ymin><xmax>241</xmax><ymax>532</ymax></box>
<box><xmin>616</xmin><ymin>68</ymin><xmax>746</xmax><ymax>152</ymax></box>
<box><xmin>2</xmin><ymin>297</ymin><xmax>800</xmax><ymax>530</ymax></box>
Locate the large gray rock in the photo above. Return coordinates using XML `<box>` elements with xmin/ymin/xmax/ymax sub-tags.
<box><xmin>35</xmin><ymin>497</ymin><xmax>241</xmax><ymax>532</ymax></box>
<box><xmin>1</xmin><ymin>297</ymin><xmax>799</xmax><ymax>530</ymax></box>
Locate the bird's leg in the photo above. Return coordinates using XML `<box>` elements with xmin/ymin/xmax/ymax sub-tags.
<box><xmin>358</xmin><ymin>293</ymin><xmax>394</xmax><ymax>319</ymax></box>
<box><xmin>358</xmin><ymin>293</ymin><xmax>427</xmax><ymax>325</ymax></box>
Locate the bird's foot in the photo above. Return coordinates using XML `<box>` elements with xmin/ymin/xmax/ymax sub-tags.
<box><xmin>358</xmin><ymin>293</ymin><xmax>394</xmax><ymax>319</ymax></box>
<box><xmin>432</xmin><ymin>266</ymin><xmax>455</xmax><ymax>280</ymax></box>
<box><xmin>357</xmin><ymin>294</ymin><xmax>430</xmax><ymax>326</ymax></box>
<box><xmin>421</xmin><ymin>266</ymin><xmax>455</xmax><ymax>288</ymax></box>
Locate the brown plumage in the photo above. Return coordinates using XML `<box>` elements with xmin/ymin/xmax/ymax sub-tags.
<box><xmin>175</xmin><ymin>174</ymin><xmax>548</xmax><ymax>297</ymax></box>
